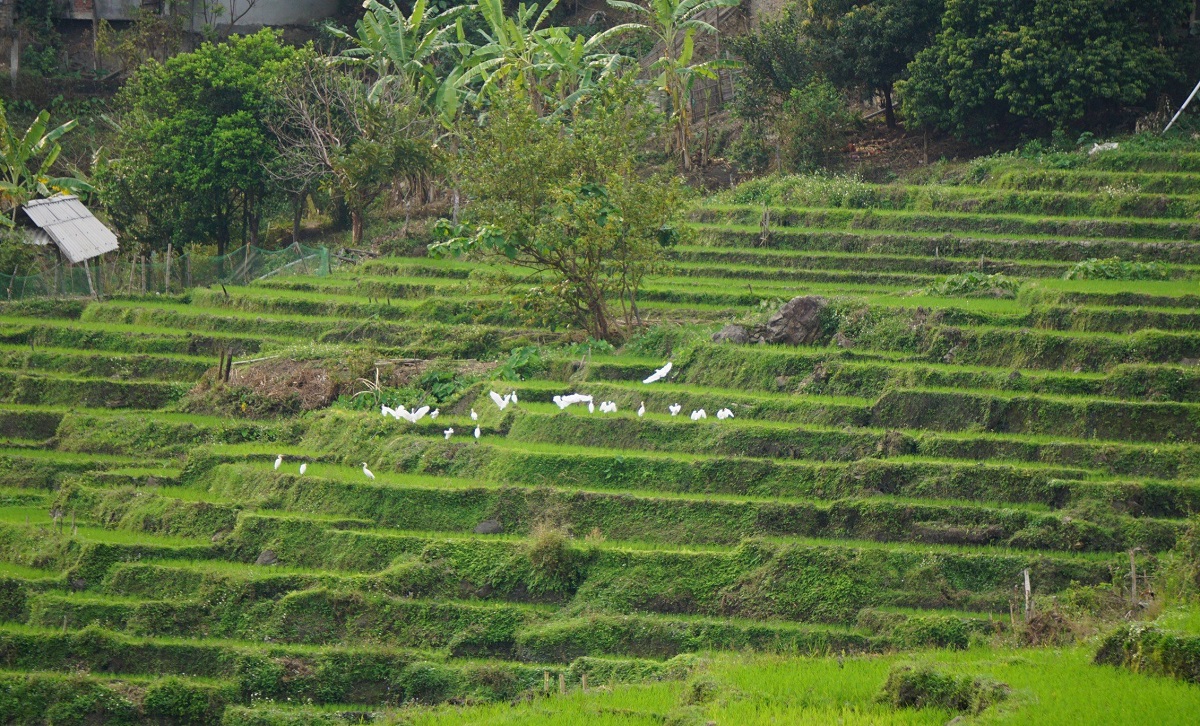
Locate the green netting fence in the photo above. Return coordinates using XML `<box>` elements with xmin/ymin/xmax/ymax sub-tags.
<box><xmin>0</xmin><ymin>243</ymin><xmax>330</xmax><ymax>301</ymax></box>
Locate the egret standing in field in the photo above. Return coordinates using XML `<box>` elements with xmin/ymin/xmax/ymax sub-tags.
<box><xmin>669</xmin><ymin>404</ymin><xmax>682</xmax><ymax>416</ymax></box>
<box><xmin>274</xmin><ymin>455</ymin><xmax>283</xmax><ymax>470</ymax></box>
<box><xmin>361</xmin><ymin>463</ymin><xmax>375</xmax><ymax>480</ymax></box>
<box><xmin>588</xmin><ymin>400</ymin><xmax>595</xmax><ymax>413</ymax></box>
<box><xmin>637</xmin><ymin>402</ymin><xmax>645</xmax><ymax>417</ymax></box>
<box><xmin>430</xmin><ymin>409</ymin><xmax>440</xmax><ymax>420</ymax></box>
<box><xmin>474</xmin><ymin>425</ymin><xmax>481</xmax><ymax>441</ymax></box>
<box><xmin>471</xmin><ymin>409</ymin><xmax>478</xmax><ymax>421</ymax></box>
<box><xmin>443</xmin><ymin>427</ymin><xmax>454</xmax><ymax>440</ymax></box>
<box><xmin>690</xmin><ymin>409</ymin><xmax>707</xmax><ymax>420</ymax></box>
<box><xmin>299</xmin><ymin>463</ymin><xmax>307</xmax><ymax>475</ymax></box>
<box><xmin>717</xmin><ymin>408</ymin><xmax>734</xmax><ymax>420</ymax></box>
<box><xmin>643</xmin><ymin>361</ymin><xmax>673</xmax><ymax>384</ymax></box>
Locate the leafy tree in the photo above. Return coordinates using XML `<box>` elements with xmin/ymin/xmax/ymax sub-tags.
<box><xmin>900</xmin><ymin>0</ymin><xmax>1193</xmax><ymax>139</ymax></box>
<box><xmin>0</xmin><ymin>106</ymin><xmax>90</xmax><ymax>224</ymax></box>
<box><xmin>607</xmin><ymin>0</ymin><xmax>742</xmax><ymax>170</ymax></box>
<box><xmin>431</xmin><ymin>78</ymin><xmax>685</xmax><ymax>342</ymax></box>
<box><xmin>96</xmin><ymin>30</ymin><xmax>306</xmax><ymax>255</ymax></box>
<box><xmin>807</xmin><ymin>0</ymin><xmax>945</xmax><ymax>128</ymax></box>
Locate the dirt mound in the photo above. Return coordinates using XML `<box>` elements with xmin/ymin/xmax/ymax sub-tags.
<box><xmin>230</xmin><ymin>358</ymin><xmax>342</xmax><ymax>411</ymax></box>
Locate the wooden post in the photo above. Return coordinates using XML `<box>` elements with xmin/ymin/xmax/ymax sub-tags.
<box><xmin>164</xmin><ymin>243</ymin><xmax>173</xmax><ymax>293</ymax></box>
<box><xmin>543</xmin><ymin>670</ymin><xmax>550</xmax><ymax>694</ymax></box>
<box><xmin>1023</xmin><ymin>569</ymin><xmax>1032</xmax><ymax>622</ymax></box>
<box><xmin>9</xmin><ymin>32</ymin><xmax>18</xmax><ymax>87</ymax></box>
<box><xmin>1129</xmin><ymin>549</ymin><xmax>1139</xmax><ymax>611</ymax></box>
<box><xmin>581</xmin><ymin>673</ymin><xmax>587</xmax><ymax>692</ymax></box>
<box><xmin>558</xmin><ymin>672</ymin><xmax>565</xmax><ymax>694</ymax></box>
<box><xmin>83</xmin><ymin>259</ymin><xmax>97</xmax><ymax>298</ymax></box>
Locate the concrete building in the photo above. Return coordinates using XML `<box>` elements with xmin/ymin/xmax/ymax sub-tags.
<box><xmin>55</xmin><ymin>1</ymin><xmax>340</xmax><ymax>30</ymax></box>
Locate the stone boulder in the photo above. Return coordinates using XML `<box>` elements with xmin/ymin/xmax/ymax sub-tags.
<box><xmin>711</xmin><ymin>324</ymin><xmax>751</xmax><ymax>344</ymax></box>
<box><xmin>758</xmin><ymin>296</ymin><xmax>828</xmax><ymax>346</ymax></box>
<box><xmin>473</xmin><ymin>519</ymin><xmax>504</xmax><ymax>535</ymax></box>
<box><xmin>255</xmin><ymin>549</ymin><xmax>279</xmax><ymax>566</ymax></box>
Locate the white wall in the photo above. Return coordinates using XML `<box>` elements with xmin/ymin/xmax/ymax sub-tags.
<box><xmin>66</xmin><ymin>0</ymin><xmax>341</xmax><ymax>27</ymax></box>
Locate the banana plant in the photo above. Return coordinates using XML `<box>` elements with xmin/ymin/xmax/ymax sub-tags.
<box><xmin>606</xmin><ymin>0</ymin><xmax>742</xmax><ymax>169</ymax></box>
<box><xmin>457</xmin><ymin>0</ymin><xmax>562</xmax><ymax>114</ymax></box>
<box><xmin>331</xmin><ymin>0</ymin><xmax>469</xmax><ymax>106</ymax></box>
<box><xmin>531</xmin><ymin>26</ymin><xmax>627</xmax><ymax>116</ymax></box>
<box><xmin>0</xmin><ymin>108</ymin><xmax>92</xmax><ymax>226</ymax></box>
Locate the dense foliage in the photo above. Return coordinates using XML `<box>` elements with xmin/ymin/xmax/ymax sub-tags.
<box><xmin>97</xmin><ymin>31</ymin><xmax>307</xmax><ymax>255</ymax></box>
<box><xmin>900</xmin><ymin>0</ymin><xmax>1195</xmax><ymax>139</ymax></box>
<box><xmin>432</xmin><ymin>79</ymin><xmax>685</xmax><ymax>342</ymax></box>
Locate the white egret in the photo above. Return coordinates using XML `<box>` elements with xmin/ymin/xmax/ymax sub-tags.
<box><xmin>643</xmin><ymin>361</ymin><xmax>673</xmax><ymax>384</ymax></box>
<box><xmin>443</xmin><ymin>427</ymin><xmax>454</xmax><ymax>440</ymax></box>
<box><xmin>669</xmin><ymin>403</ymin><xmax>682</xmax><ymax>416</ymax></box>
<box><xmin>489</xmin><ymin>390</ymin><xmax>509</xmax><ymax>410</ymax></box>
<box><xmin>274</xmin><ymin>454</ymin><xmax>283</xmax><ymax>471</ymax></box>
<box><xmin>474</xmin><ymin>425</ymin><xmax>481</xmax><ymax>440</ymax></box>
<box><xmin>430</xmin><ymin>409</ymin><xmax>439</xmax><ymax>420</ymax></box>
<box><xmin>510</xmin><ymin>391</ymin><xmax>518</xmax><ymax>404</ymax></box>
<box><xmin>588</xmin><ymin>401</ymin><xmax>595</xmax><ymax>413</ymax></box>
<box><xmin>690</xmin><ymin>409</ymin><xmax>707</xmax><ymax>420</ymax></box>
<box><xmin>381</xmin><ymin>405</ymin><xmax>395</xmax><ymax>418</ymax></box>
<box><xmin>299</xmin><ymin>463</ymin><xmax>307</xmax><ymax>475</ymax></box>
<box><xmin>410</xmin><ymin>405</ymin><xmax>430</xmax><ymax>422</ymax></box>
<box><xmin>361</xmin><ymin>463</ymin><xmax>375</xmax><ymax>480</ymax></box>
<box><xmin>637</xmin><ymin>402</ymin><xmax>645</xmax><ymax>417</ymax></box>
<box><xmin>471</xmin><ymin>409</ymin><xmax>478</xmax><ymax>421</ymax></box>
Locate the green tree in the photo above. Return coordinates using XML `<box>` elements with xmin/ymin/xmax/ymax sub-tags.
<box><xmin>900</xmin><ymin>0</ymin><xmax>1193</xmax><ymax>139</ymax></box>
<box><xmin>431</xmin><ymin>78</ymin><xmax>685</xmax><ymax>342</ymax></box>
<box><xmin>96</xmin><ymin>30</ymin><xmax>306</xmax><ymax>255</ymax></box>
<box><xmin>807</xmin><ymin>0</ymin><xmax>945</xmax><ymax>128</ymax></box>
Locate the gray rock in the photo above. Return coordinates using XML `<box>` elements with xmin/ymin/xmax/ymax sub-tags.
<box><xmin>255</xmin><ymin>549</ymin><xmax>279</xmax><ymax>566</ymax></box>
<box><xmin>712</xmin><ymin>324</ymin><xmax>751</xmax><ymax>344</ymax></box>
<box><xmin>759</xmin><ymin>296</ymin><xmax>828</xmax><ymax>346</ymax></box>
<box><xmin>473</xmin><ymin>519</ymin><xmax>504</xmax><ymax>535</ymax></box>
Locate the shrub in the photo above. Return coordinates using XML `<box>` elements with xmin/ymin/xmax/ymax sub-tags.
<box><xmin>1063</xmin><ymin>257</ymin><xmax>1170</xmax><ymax>281</ymax></box>
<box><xmin>923</xmin><ymin>272</ymin><xmax>1021</xmax><ymax>298</ymax></box>
<box><xmin>525</xmin><ymin>523</ymin><xmax>588</xmax><ymax>596</ymax></box>
<box><xmin>877</xmin><ymin>663</ymin><xmax>1009</xmax><ymax>713</ymax></box>
<box><xmin>777</xmin><ymin>79</ymin><xmax>857</xmax><ymax>172</ymax></box>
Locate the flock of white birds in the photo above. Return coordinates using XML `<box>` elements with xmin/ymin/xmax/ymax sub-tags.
<box><xmin>273</xmin><ymin>361</ymin><xmax>735</xmax><ymax>481</ymax></box>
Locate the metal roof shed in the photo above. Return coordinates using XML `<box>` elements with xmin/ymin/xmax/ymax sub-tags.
<box><xmin>21</xmin><ymin>195</ymin><xmax>119</xmax><ymax>264</ymax></box>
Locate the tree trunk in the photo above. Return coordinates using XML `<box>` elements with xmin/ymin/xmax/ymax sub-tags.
<box><xmin>291</xmin><ymin>190</ymin><xmax>305</xmax><ymax>244</ymax></box>
<box><xmin>883</xmin><ymin>85</ymin><xmax>897</xmax><ymax>130</ymax></box>
<box><xmin>351</xmin><ymin>209</ymin><xmax>365</xmax><ymax>246</ymax></box>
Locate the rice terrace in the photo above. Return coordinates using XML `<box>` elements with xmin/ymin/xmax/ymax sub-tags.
<box><xmin>1</xmin><ymin>0</ymin><xmax>1200</xmax><ymax>724</ymax></box>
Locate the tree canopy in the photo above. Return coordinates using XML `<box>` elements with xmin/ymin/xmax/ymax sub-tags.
<box><xmin>900</xmin><ymin>0</ymin><xmax>1194</xmax><ymax>139</ymax></box>
<box><xmin>97</xmin><ymin>30</ymin><xmax>307</xmax><ymax>255</ymax></box>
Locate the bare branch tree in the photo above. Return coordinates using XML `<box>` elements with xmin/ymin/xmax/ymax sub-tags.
<box><xmin>267</xmin><ymin>60</ymin><xmax>436</xmax><ymax>245</ymax></box>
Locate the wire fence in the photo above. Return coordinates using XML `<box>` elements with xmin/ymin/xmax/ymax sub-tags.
<box><xmin>0</xmin><ymin>243</ymin><xmax>331</xmax><ymax>301</ymax></box>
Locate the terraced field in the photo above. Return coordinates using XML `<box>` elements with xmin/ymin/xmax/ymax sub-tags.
<box><xmin>2</xmin><ymin>143</ymin><xmax>1200</xmax><ymax>724</ymax></box>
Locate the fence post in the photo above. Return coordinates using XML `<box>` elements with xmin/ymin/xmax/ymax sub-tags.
<box><xmin>83</xmin><ymin>259</ymin><xmax>96</xmax><ymax>298</ymax></box>
<box><xmin>165</xmin><ymin>243</ymin><xmax>173</xmax><ymax>294</ymax></box>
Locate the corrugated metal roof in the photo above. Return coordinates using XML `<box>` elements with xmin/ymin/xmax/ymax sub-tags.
<box><xmin>22</xmin><ymin>195</ymin><xmax>119</xmax><ymax>264</ymax></box>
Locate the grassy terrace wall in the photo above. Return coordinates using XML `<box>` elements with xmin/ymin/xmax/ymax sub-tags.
<box><xmin>1</xmin><ymin>142</ymin><xmax>1199</xmax><ymax>723</ymax></box>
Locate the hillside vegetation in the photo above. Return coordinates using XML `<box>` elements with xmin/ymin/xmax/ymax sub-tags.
<box><xmin>0</xmin><ymin>133</ymin><xmax>1198</xmax><ymax>723</ymax></box>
